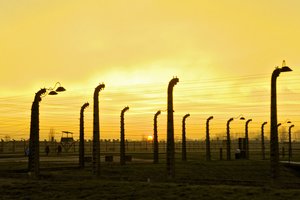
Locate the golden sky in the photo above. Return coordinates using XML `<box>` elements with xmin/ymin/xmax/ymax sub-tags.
<box><xmin>1</xmin><ymin>0</ymin><xmax>300</xmax><ymax>141</ymax></box>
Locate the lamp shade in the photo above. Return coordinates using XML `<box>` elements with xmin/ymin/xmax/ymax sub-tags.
<box><xmin>49</xmin><ymin>91</ymin><xmax>58</xmax><ymax>95</ymax></box>
<box><xmin>56</xmin><ymin>86</ymin><xmax>66</xmax><ymax>92</ymax></box>
<box><xmin>281</xmin><ymin>66</ymin><xmax>292</xmax><ymax>72</ymax></box>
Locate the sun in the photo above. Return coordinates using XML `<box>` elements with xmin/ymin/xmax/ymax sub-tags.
<box><xmin>147</xmin><ymin>135</ymin><xmax>153</xmax><ymax>141</ymax></box>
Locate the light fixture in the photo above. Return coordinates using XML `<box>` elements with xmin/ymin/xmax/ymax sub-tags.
<box><xmin>56</xmin><ymin>86</ymin><xmax>66</xmax><ymax>92</ymax></box>
<box><xmin>48</xmin><ymin>91</ymin><xmax>58</xmax><ymax>95</ymax></box>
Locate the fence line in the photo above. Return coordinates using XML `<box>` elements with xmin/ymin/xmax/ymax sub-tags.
<box><xmin>1</xmin><ymin>139</ymin><xmax>300</xmax><ymax>162</ymax></box>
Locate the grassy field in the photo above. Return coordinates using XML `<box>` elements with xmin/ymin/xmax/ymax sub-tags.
<box><xmin>1</xmin><ymin>155</ymin><xmax>300</xmax><ymax>199</ymax></box>
<box><xmin>2</xmin><ymin>177</ymin><xmax>300</xmax><ymax>200</ymax></box>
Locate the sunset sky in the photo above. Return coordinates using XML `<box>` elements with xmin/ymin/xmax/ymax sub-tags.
<box><xmin>1</xmin><ymin>0</ymin><xmax>300</xmax><ymax>141</ymax></box>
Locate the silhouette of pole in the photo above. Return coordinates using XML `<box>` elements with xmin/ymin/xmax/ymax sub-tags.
<box><xmin>167</xmin><ymin>77</ymin><xmax>179</xmax><ymax>178</ymax></box>
<box><xmin>79</xmin><ymin>102</ymin><xmax>89</xmax><ymax>168</ymax></box>
<box><xmin>270</xmin><ymin>62</ymin><xmax>292</xmax><ymax>179</ymax></box>
<box><xmin>153</xmin><ymin>110</ymin><xmax>161</xmax><ymax>164</ymax></box>
<box><xmin>206</xmin><ymin>116</ymin><xmax>213</xmax><ymax>161</ymax></box>
<box><xmin>288</xmin><ymin>124</ymin><xmax>294</xmax><ymax>163</ymax></box>
<box><xmin>28</xmin><ymin>82</ymin><xmax>65</xmax><ymax>178</ymax></box>
<box><xmin>245</xmin><ymin>119</ymin><xmax>252</xmax><ymax>159</ymax></box>
<box><xmin>120</xmin><ymin>106</ymin><xmax>129</xmax><ymax>165</ymax></box>
<box><xmin>226</xmin><ymin>118</ymin><xmax>234</xmax><ymax>160</ymax></box>
<box><xmin>92</xmin><ymin>83</ymin><xmax>105</xmax><ymax>176</ymax></box>
<box><xmin>261</xmin><ymin>122</ymin><xmax>267</xmax><ymax>160</ymax></box>
<box><xmin>182</xmin><ymin>114</ymin><xmax>190</xmax><ymax>161</ymax></box>
<box><xmin>28</xmin><ymin>88</ymin><xmax>46</xmax><ymax>178</ymax></box>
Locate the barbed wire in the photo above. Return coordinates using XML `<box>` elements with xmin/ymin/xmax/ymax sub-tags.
<box><xmin>0</xmin><ymin>73</ymin><xmax>299</xmax><ymax>140</ymax></box>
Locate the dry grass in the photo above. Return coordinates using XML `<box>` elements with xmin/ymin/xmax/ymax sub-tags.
<box><xmin>1</xmin><ymin>177</ymin><xmax>300</xmax><ymax>200</ymax></box>
<box><xmin>1</xmin><ymin>155</ymin><xmax>300</xmax><ymax>199</ymax></box>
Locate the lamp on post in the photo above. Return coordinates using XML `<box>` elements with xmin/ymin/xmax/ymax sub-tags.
<box><xmin>28</xmin><ymin>82</ymin><xmax>66</xmax><ymax>178</ymax></box>
<box><xmin>270</xmin><ymin>60</ymin><xmax>292</xmax><ymax>179</ymax></box>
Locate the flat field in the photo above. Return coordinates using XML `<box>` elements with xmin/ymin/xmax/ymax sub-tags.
<box><xmin>0</xmin><ymin>154</ymin><xmax>300</xmax><ymax>200</ymax></box>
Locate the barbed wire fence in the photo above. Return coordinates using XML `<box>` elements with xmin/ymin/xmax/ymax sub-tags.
<box><xmin>1</xmin><ymin>73</ymin><xmax>300</xmax><ymax>184</ymax></box>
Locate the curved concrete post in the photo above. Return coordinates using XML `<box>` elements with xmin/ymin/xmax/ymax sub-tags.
<box><xmin>120</xmin><ymin>106</ymin><xmax>129</xmax><ymax>165</ymax></box>
<box><xmin>245</xmin><ymin>119</ymin><xmax>252</xmax><ymax>159</ymax></box>
<box><xmin>28</xmin><ymin>88</ymin><xmax>46</xmax><ymax>178</ymax></box>
<box><xmin>93</xmin><ymin>84</ymin><xmax>105</xmax><ymax>176</ymax></box>
<box><xmin>226</xmin><ymin>118</ymin><xmax>234</xmax><ymax>160</ymax></box>
<box><xmin>79</xmin><ymin>102</ymin><xmax>89</xmax><ymax>168</ymax></box>
<box><xmin>261</xmin><ymin>122</ymin><xmax>267</xmax><ymax>160</ymax></box>
<box><xmin>153</xmin><ymin>110</ymin><xmax>161</xmax><ymax>164</ymax></box>
<box><xmin>167</xmin><ymin>77</ymin><xmax>179</xmax><ymax>178</ymax></box>
<box><xmin>182</xmin><ymin>114</ymin><xmax>190</xmax><ymax>161</ymax></box>
<box><xmin>206</xmin><ymin>116</ymin><xmax>213</xmax><ymax>161</ymax></box>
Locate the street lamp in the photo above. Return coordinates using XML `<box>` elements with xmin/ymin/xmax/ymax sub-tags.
<box><xmin>270</xmin><ymin>60</ymin><xmax>292</xmax><ymax>179</ymax></box>
<box><xmin>28</xmin><ymin>82</ymin><xmax>66</xmax><ymax>178</ymax></box>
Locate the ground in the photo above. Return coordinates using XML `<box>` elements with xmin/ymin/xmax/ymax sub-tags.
<box><xmin>0</xmin><ymin>154</ymin><xmax>300</xmax><ymax>200</ymax></box>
